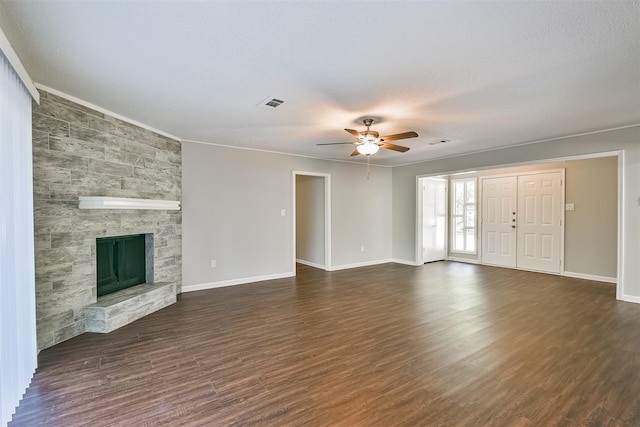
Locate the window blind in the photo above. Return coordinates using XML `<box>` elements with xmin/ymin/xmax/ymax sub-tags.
<box><xmin>0</xmin><ymin>49</ymin><xmax>37</xmax><ymax>426</ymax></box>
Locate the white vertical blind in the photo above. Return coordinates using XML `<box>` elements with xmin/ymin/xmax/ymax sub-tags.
<box><xmin>0</xmin><ymin>50</ymin><xmax>37</xmax><ymax>426</ymax></box>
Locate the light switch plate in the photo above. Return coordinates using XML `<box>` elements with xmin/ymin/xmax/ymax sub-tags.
<box><xmin>565</xmin><ymin>203</ymin><xmax>575</xmax><ymax>211</ymax></box>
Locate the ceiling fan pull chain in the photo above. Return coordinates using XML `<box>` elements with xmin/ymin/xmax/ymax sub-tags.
<box><xmin>367</xmin><ymin>156</ymin><xmax>371</xmax><ymax>180</ymax></box>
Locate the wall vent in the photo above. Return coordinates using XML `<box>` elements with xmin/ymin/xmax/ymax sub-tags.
<box><xmin>258</xmin><ymin>96</ymin><xmax>285</xmax><ymax>110</ymax></box>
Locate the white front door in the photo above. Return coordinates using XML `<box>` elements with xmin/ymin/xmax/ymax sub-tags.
<box><xmin>422</xmin><ymin>178</ymin><xmax>447</xmax><ymax>263</ymax></box>
<box><xmin>516</xmin><ymin>172</ymin><xmax>562</xmax><ymax>273</ymax></box>
<box><xmin>481</xmin><ymin>176</ymin><xmax>517</xmax><ymax>268</ymax></box>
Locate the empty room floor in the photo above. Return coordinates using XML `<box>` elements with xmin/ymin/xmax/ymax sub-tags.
<box><xmin>9</xmin><ymin>262</ymin><xmax>640</xmax><ymax>426</ymax></box>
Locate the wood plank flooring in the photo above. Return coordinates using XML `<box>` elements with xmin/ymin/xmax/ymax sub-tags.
<box><xmin>10</xmin><ymin>262</ymin><xmax>640</xmax><ymax>426</ymax></box>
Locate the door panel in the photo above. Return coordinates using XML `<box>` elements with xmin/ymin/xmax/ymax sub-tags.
<box><xmin>422</xmin><ymin>178</ymin><xmax>447</xmax><ymax>263</ymax></box>
<box><xmin>541</xmin><ymin>195</ymin><xmax>553</xmax><ymax>224</ymax></box>
<box><xmin>516</xmin><ymin>172</ymin><xmax>562</xmax><ymax>273</ymax></box>
<box><xmin>481</xmin><ymin>176</ymin><xmax>517</xmax><ymax>267</ymax></box>
<box><xmin>487</xmin><ymin>231</ymin><xmax>496</xmax><ymax>253</ymax></box>
<box><xmin>541</xmin><ymin>234</ymin><xmax>553</xmax><ymax>259</ymax></box>
<box><xmin>523</xmin><ymin>233</ymin><xmax>536</xmax><ymax>258</ymax></box>
<box><xmin>500</xmin><ymin>233</ymin><xmax>512</xmax><ymax>255</ymax></box>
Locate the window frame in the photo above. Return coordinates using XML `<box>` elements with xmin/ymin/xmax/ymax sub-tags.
<box><xmin>450</xmin><ymin>177</ymin><xmax>477</xmax><ymax>254</ymax></box>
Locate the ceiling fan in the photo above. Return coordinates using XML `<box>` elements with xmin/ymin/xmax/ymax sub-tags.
<box><xmin>317</xmin><ymin>119</ymin><xmax>418</xmax><ymax>156</ymax></box>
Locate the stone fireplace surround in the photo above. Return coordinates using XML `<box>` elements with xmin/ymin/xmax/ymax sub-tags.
<box><xmin>32</xmin><ymin>89</ymin><xmax>182</xmax><ymax>350</ymax></box>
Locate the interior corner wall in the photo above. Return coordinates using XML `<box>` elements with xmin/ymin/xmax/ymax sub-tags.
<box><xmin>296</xmin><ymin>175</ymin><xmax>325</xmax><ymax>267</ymax></box>
<box><xmin>32</xmin><ymin>90</ymin><xmax>182</xmax><ymax>351</ymax></box>
<box><xmin>181</xmin><ymin>142</ymin><xmax>392</xmax><ymax>289</ymax></box>
<box><xmin>392</xmin><ymin>126</ymin><xmax>640</xmax><ymax>300</ymax></box>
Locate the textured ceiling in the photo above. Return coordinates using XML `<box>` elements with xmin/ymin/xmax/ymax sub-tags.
<box><xmin>1</xmin><ymin>1</ymin><xmax>638</xmax><ymax>166</ymax></box>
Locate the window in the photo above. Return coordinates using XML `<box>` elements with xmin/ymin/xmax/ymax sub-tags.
<box><xmin>451</xmin><ymin>178</ymin><xmax>476</xmax><ymax>253</ymax></box>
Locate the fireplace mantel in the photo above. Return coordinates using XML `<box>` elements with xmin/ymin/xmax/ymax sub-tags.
<box><xmin>78</xmin><ymin>196</ymin><xmax>180</xmax><ymax>210</ymax></box>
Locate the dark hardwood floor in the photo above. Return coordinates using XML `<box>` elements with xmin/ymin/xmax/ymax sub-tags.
<box><xmin>10</xmin><ymin>262</ymin><xmax>640</xmax><ymax>426</ymax></box>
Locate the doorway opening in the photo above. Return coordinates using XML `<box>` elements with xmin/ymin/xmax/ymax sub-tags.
<box><xmin>292</xmin><ymin>171</ymin><xmax>331</xmax><ymax>272</ymax></box>
<box><xmin>417</xmin><ymin>176</ymin><xmax>448</xmax><ymax>264</ymax></box>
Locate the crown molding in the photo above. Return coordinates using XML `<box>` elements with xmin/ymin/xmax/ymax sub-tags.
<box><xmin>0</xmin><ymin>25</ymin><xmax>39</xmax><ymax>102</ymax></box>
<box><xmin>35</xmin><ymin>83</ymin><xmax>181</xmax><ymax>141</ymax></box>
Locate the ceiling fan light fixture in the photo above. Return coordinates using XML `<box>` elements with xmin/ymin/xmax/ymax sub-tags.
<box><xmin>356</xmin><ymin>143</ymin><xmax>380</xmax><ymax>155</ymax></box>
<box><xmin>317</xmin><ymin>118</ymin><xmax>415</xmax><ymax>157</ymax></box>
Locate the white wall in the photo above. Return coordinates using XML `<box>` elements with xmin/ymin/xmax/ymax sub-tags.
<box><xmin>296</xmin><ymin>175</ymin><xmax>325</xmax><ymax>268</ymax></box>
<box><xmin>563</xmin><ymin>157</ymin><xmax>618</xmax><ymax>278</ymax></box>
<box><xmin>182</xmin><ymin>143</ymin><xmax>392</xmax><ymax>290</ymax></box>
<box><xmin>392</xmin><ymin>126</ymin><xmax>640</xmax><ymax>302</ymax></box>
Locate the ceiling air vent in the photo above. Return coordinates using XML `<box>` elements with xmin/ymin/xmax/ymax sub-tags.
<box><xmin>258</xmin><ymin>96</ymin><xmax>285</xmax><ymax>110</ymax></box>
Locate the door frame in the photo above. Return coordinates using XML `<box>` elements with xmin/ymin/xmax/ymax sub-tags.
<box><xmin>292</xmin><ymin>171</ymin><xmax>332</xmax><ymax>272</ymax></box>
<box><xmin>416</xmin><ymin>175</ymin><xmax>448</xmax><ymax>265</ymax></box>
<box><xmin>479</xmin><ymin>169</ymin><xmax>566</xmax><ymax>275</ymax></box>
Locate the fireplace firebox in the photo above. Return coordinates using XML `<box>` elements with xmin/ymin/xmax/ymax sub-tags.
<box><xmin>96</xmin><ymin>234</ymin><xmax>153</xmax><ymax>297</ymax></box>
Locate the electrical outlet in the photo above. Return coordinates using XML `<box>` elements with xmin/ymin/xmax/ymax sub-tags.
<box><xmin>210</xmin><ymin>260</ymin><xmax>216</xmax><ymax>268</ymax></box>
<box><xmin>360</xmin><ymin>246</ymin><xmax>365</xmax><ymax>252</ymax></box>
<box><xmin>281</xmin><ymin>209</ymin><xmax>286</xmax><ymax>217</ymax></box>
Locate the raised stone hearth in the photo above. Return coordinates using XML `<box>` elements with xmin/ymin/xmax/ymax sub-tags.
<box><xmin>85</xmin><ymin>282</ymin><xmax>176</xmax><ymax>333</ymax></box>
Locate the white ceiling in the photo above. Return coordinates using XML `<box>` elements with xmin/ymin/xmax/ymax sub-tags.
<box><xmin>1</xmin><ymin>1</ymin><xmax>638</xmax><ymax>166</ymax></box>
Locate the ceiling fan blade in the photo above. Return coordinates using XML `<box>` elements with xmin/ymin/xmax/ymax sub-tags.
<box><xmin>316</xmin><ymin>142</ymin><xmax>355</xmax><ymax>146</ymax></box>
<box><xmin>381</xmin><ymin>143</ymin><xmax>410</xmax><ymax>153</ymax></box>
<box><xmin>350</xmin><ymin>149</ymin><xmax>360</xmax><ymax>156</ymax></box>
<box><xmin>345</xmin><ymin>129</ymin><xmax>362</xmax><ymax>138</ymax></box>
<box><xmin>380</xmin><ymin>131</ymin><xmax>418</xmax><ymax>142</ymax></box>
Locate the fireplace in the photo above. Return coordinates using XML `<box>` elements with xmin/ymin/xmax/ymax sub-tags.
<box><xmin>96</xmin><ymin>234</ymin><xmax>154</xmax><ymax>297</ymax></box>
<box><xmin>86</xmin><ymin>232</ymin><xmax>174</xmax><ymax>334</ymax></box>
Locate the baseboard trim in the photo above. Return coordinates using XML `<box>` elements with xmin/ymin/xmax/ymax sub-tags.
<box><xmin>330</xmin><ymin>259</ymin><xmax>393</xmax><ymax>271</ymax></box>
<box><xmin>391</xmin><ymin>258</ymin><xmax>423</xmax><ymax>267</ymax></box>
<box><xmin>448</xmin><ymin>256</ymin><xmax>481</xmax><ymax>264</ymax></box>
<box><xmin>182</xmin><ymin>272</ymin><xmax>295</xmax><ymax>292</ymax></box>
<box><xmin>296</xmin><ymin>259</ymin><xmax>326</xmax><ymax>270</ymax></box>
<box><xmin>563</xmin><ymin>271</ymin><xmax>617</xmax><ymax>284</ymax></box>
<box><xmin>620</xmin><ymin>294</ymin><xmax>640</xmax><ymax>304</ymax></box>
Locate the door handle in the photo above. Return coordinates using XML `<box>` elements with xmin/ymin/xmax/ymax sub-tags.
<box><xmin>512</xmin><ymin>225</ymin><xmax>516</xmax><ymax>229</ymax></box>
